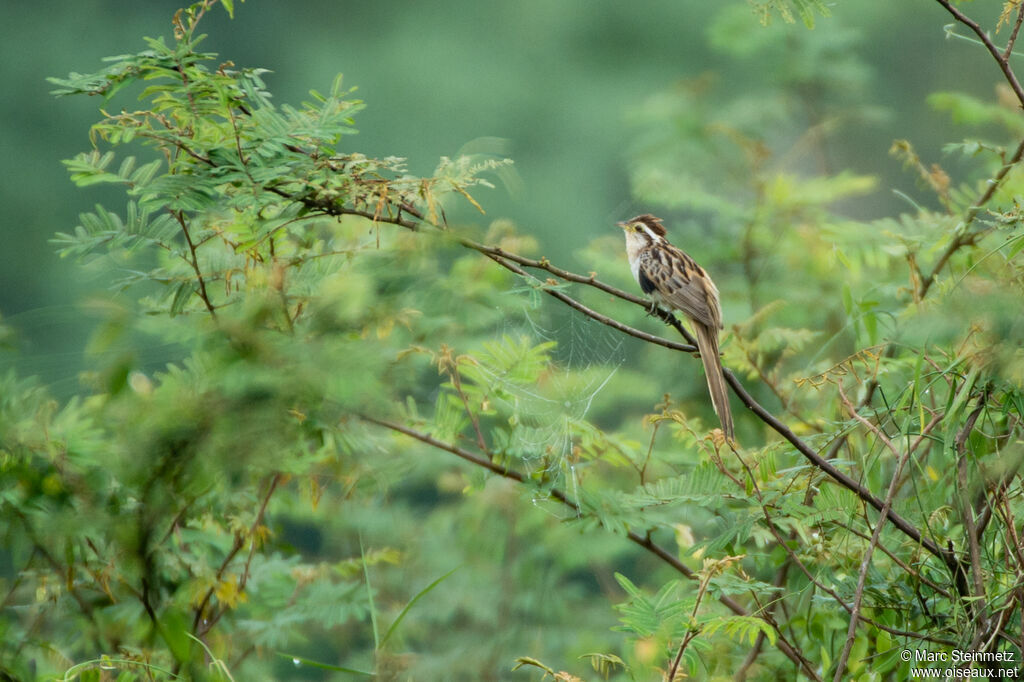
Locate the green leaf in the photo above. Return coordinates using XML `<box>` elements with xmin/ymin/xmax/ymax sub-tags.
<box><xmin>169</xmin><ymin>282</ymin><xmax>195</xmax><ymax>316</ymax></box>
<box><xmin>702</xmin><ymin>615</ymin><xmax>777</xmax><ymax>646</ymax></box>
<box><xmin>158</xmin><ymin>610</ymin><xmax>193</xmax><ymax>664</ymax></box>
<box><xmin>929</xmin><ymin>91</ymin><xmax>1024</xmax><ymax>134</ymax></box>
<box><xmin>747</xmin><ymin>0</ymin><xmax>831</xmax><ymax>28</ymax></box>
<box><xmin>1006</xmin><ymin>233</ymin><xmax>1024</xmax><ymax>260</ymax></box>
<box><xmin>380</xmin><ymin>566</ymin><xmax>459</xmax><ymax>648</ymax></box>
<box><xmin>276</xmin><ymin>653</ymin><xmax>375</xmax><ymax>676</ymax></box>
<box><xmin>360</xmin><ymin>535</ymin><xmax>380</xmax><ymax>650</ymax></box>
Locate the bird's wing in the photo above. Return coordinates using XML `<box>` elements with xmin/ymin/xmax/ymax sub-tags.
<box><xmin>639</xmin><ymin>247</ymin><xmax>722</xmax><ymax>330</ymax></box>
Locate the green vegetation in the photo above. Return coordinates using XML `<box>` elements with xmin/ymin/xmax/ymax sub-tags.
<box><xmin>2</xmin><ymin>0</ymin><xmax>1024</xmax><ymax>679</ymax></box>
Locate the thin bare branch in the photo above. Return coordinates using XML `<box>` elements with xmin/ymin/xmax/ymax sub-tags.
<box><xmin>172</xmin><ymin>210</ymin><xmax>218</xmax><ymax>319</ymax></box>
<box><xmin>485</xmin><ymin>253</ymin><xmax>697</xmax><ymax>353</ymax></box>
<box><xmin>1004</xmin><ymin>2</ymin><xmax>1024</xmax><ymax>61</ymax></box>
<box><xmin>832</xmin><ymin>383</ymin><xmax>922</xmax><ymax>680</ymax></box>
<box><xmin>935</xmin><ymin>0</ymin><xmax>1024</xmax><ymax>106</ymax></box>
<box><xmin>193</xmin><ymin>472</ymin><xmax>281</xmax><ymax>637</ymax></box>
<box><xmin>956</xmin><ymin>394</ymin><xmax>990</xmax><ymax>612</ymax></box>
<box><xmin>448</xmin><ymin>360</ymin><xmax>489</xmax><ymax>453</ymax></box>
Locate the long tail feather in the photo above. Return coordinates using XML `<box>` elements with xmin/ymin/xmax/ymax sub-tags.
<box><xmin>694</xmin><ymin>323</ymin><xmax>734</xmax><ymax>441</ymax></box>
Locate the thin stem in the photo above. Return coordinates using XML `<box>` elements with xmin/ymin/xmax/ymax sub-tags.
<box><xmin>956</xmin><ymin>395</ymin><xmax>990</xmax><ymax>612</ymax></box>
<box><xmin>667</xmin><ymin>567</ymin><xmax>715</xmax><ymax>680</ymax></box>
<box><xmin>193</xmin><ymin>473</ymin><xmax>281</xmax><ymax>637</ymax></box>
<box><xmin>449</xmin><ymin>361</ymin><xmax>488</xmax><ymax>454</ymax></box>
<box><xmin>832</xmin><ymin>384</ymin><xmax>920</xmax><ymax>680</ymax></box>
<box><xmin>667</xmin><ymin>630</ymin><xmax>700</xmax><ymax>681</ymax></box>
<box><xmin>173</xmin><ymin>210</ymin><xmax>218</xmax><ymax>319</ymax></box>
<box><xmin>1004</xmin><ymin>2</ymin><xmax>1024</xmax><ymax>61</ymax></box>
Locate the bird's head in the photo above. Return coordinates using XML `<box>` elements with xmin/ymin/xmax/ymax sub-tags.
<box><xmin>617</xmin><ymin>214</ymin><xmax>667</xmax><ymax>246</ymax></box>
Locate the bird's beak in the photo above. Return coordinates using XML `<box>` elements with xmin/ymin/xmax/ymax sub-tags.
<box><xmin>616</xmin><ymin>221</ymin><xmax>628</xmax><ymax>230</ymax></box>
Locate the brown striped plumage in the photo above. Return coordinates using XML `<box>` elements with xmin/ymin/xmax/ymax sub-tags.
<box><xmin>617</xmin><ymin>214</ymin><xmax>735</xmax><ymax>440</ymax></box>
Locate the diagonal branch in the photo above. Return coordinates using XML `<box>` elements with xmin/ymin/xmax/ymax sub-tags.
<box><xmin>955</xmin><ymin>394</ymin><xmax>990</xmax><ymax>609</ymax></box>
<box><xmin>172</xmin><ymin>209</ymin><xmax>218</xmax><ymax>319</ymax></box>
<box><xmin>192</xmin><ymin>472</ymin><xmax>281</xmax><ymax>637</ymax></box>
<box><xmin>358</xmin><ymin>413</ymin><xmax>819</xmax><ymax>678</ymax></box>
<box><xmin>723</xmin><ymin>364</ymin><xmax>956</xmax><ymax>573</ymax></box>
<box><xmin>935</xmin><ymin>0</ymin><xmax>1024</xmax><ymax>106</ymax></box>
<box><xmin>1006</xmin><ymin>2</ymin><xmax>1024</xmax><ymax>61</ymax></box>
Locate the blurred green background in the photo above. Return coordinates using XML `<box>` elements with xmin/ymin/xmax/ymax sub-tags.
<box><xmin>0</xmin><ymin>0</ymin><xmax>999</xmax><ymax>392</ymax></box>
<box><xmin>3</xmin><ymin>2</ymin><xmax>1020</xmax><ymax>679</ymax></box>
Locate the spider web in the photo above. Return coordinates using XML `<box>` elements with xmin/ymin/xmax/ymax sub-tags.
<box><xmin>484</xmin><ymin>301</ymin><xmax>626</xmax><ymax>491</ymax></box>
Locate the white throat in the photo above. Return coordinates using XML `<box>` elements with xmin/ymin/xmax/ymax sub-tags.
<box><xmin>623</xmin><ymin>229</ymin><xmax>657</xmax><ymax>283</ymax></box>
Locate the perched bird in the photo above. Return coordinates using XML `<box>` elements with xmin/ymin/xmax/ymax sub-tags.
<box><xmin>617</xmin><ymin>214</ymin><xmax>734</xmax><ymax>440</ymax></box>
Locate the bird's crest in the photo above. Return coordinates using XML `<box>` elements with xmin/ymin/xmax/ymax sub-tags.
<box><xmin>629</xmin><ymin>214</ymin><xmax>666</xmax><ymax>237</ymax></box>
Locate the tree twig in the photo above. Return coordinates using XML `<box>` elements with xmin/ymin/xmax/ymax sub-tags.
<box><xmin>1004</xmin><ymin>2</ymin><xmax>1024</xmax><ymax>61</ymax></box>
<box><xmin>172</xmin><ymin>210</ymin><xmax>218</xmax><ymax>319</ymax></box>
<box><xmin>832</xmin><ymin>384</ymin><xmax>922</xmax><ymax>680</ymax></box>
<box><xmin>935</xmin><ymin>0</ymin><xmax>1024</xmax><ymax>106</ymax></box>
<box><xmin>193</xmin><ymin>472</ymin><xmax>281</xmax><ymax>637</ymax></box>
<box><xmin>956</xmin><ymin>393</ymin><xmax>990</xmax><ymax>616</ymax></box>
